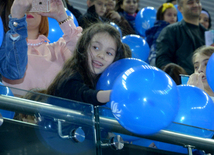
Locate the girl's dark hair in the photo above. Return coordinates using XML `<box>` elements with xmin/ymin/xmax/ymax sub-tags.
<box><xmin>115</xmin><ymin>0</ymin><xmax>139</xmax><ymax>13</ymax></box>
<box><xmin>201</xmin><ymin>8</ymin><xmax>212</xmax><ymax>29</ymax></box>
<box><xmin>46</xmin><ymin>22</ymin><xmax>131</xmax><ymax>95</ymax></box>
<box><xmin>162</xmin><ymin>63</ymin><xmax>187</xmax><ymax>85</ymax></box>
<box><xmin>0</xmin><ymin>0</ymin><xmax>14</xmax><ymax>32</ymax></box>
<box><xmin>156</xmin><ymin>5</ymin><xmax>165</xmax><ymax>21</ymax></box>
<box><xmin>166</xmin><ymin>0</ymin><xmax>176</xmax><ymax>2</ymax></box>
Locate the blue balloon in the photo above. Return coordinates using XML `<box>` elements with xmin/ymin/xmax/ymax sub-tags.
<box><xmin>48</xmin><ymin>8</ymin><xmax>79</xmax><ymax>43</ymax></box>
<box><xmin>110</xmin><ymin>22</ymin><xmax>122</xmax><ymax>38</ymax></box>
<box><xmin>110</xmin><ymin>65</ymin><xmax>179</xmax><ymax>135</ymax></box>
<box><xmin>121</xmin><ymin>35</ymin><xmax>150</xmax><ymax>61</ymax></box>
<box><xmin>206</xmin><ymin>53</ymin><xmax>214</xmax><ymax>92</ymax></box>
<box><xmin>135</xmin><ymin>7</ymin><xmax>157</xmax><ymax>37</ymax></box>
<box><xmin>0</xmin><ymin>82</ymin><xmax>15</xmax><ymax>119</ymax></box>
<box><xmin>97</xmin><ymin>58</ymin><xmax>148</xmax><ymax>109</ymax></box>
<box><xmin>174</xmin><ymin>4</ymin><xmax>183</xmax><ymax>21</ymax></box>
<box><xmin>97</xmin><ymin>58</ymin><xmax>148</xmax><ymax>91</ymax></box>
<box><xmin>0</xmin><ymin>17</ymin><xmax>4</xmax><ymax>47</ymax></box>
<box><xmin>170</xmin><ymin>85</ymin><xmax>214</xmax><ymax>138</ymax></box>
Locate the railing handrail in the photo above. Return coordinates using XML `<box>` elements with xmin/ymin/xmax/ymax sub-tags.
<box><xmin>99</xmin><ymin>116</ymin><xmax>214</xmax><ymax>153</ymax></box>
<box><xmin>0</xmin><ymin>95</ymin><xmax>94</xmax><ymax>126</ymax></box>
<box><xmin>0</xmin><ymin>95</ymin><xmax>213</xmax><ymax>153</ymax></box>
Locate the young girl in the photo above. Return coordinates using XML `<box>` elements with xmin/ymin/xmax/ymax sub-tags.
<box><xmin>104</xmin><ymin>0</ymin><xmax>136</xmax><ymax>36</ymax></box>
<box><xmin>115</xmin><ymin>0</ymin><xmax>139</xmax><ymax>32</ymax></box>
<box><xmin>187</xmin><ymin>46</ymin><xmax>214</xmax><ymax>101</ymax></box>
<box><xmin>199</xmin><ymin>8</ymin><xmax>212</xmax><ymax>30</ymax></box>
<box><xmin>145</xmin><ymin>3</ymin><xmax>177</xmax><ymax>66</ymax></box>
<box><xmin>46</xmin><ymin>23</ymin><xmax>131</xmax><ymax>105</ymax></box>
<box><xmin>78</xmin><ymin>0</ymin><xmax>107</xmax><ymax>30</ymax></box>
<box><xmin>2</xmin><ymin>0</ymin><xmax>82</xmax><ymax>93</ymax></box>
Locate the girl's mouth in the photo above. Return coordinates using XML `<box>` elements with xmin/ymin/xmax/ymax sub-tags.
<box><xmin>93</xmin><ymin>60</ymin><xmax>103</xmax><ymax>68</ymax></box>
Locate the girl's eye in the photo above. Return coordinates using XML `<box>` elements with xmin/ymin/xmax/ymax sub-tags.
<box><xmin>204</xmin><ymin>19</ymin><xmax>209</xmax><ymax>22</ymax></box>
<box><xmin>93</xmin><ymin>46</ymin><xmax>99</xmax><ymax>50</ymax></box>
<box><xmin>107</xmin><ymin>51</ymin><xmax>113</xmax><ymax>56</ymax></box>
<box><xmin>194</xmin><ymin>66</ymin><xmax>198</xmax><ymax>70</ymax></box>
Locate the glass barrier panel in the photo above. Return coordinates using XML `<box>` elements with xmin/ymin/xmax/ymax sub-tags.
<box><xmin>0</xmin><ymin>85</ymin><xmax>96</xmax><ymax>155</ymax></box>
<box><xmin>97</xmin><ymin>106</ymin><xmax>214</xmax><ymax>155</ymax></box>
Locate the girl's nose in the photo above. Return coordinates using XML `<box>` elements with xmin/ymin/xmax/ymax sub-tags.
<box><xmin>198</xmin><ymin>65</ymin><xmax>204</xmax><ymax>73</ymax></box>
<box><xmin>97</xmin><ymin>52</ymin><xmax>105</xmax><ymax>59</ymax></box>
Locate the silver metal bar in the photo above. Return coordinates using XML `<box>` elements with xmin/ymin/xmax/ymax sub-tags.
<box><xmin>0</xmin><ymin>95</ymin><xmax>93</xmax><ymax>126</ymax></box>
<box><xmin>0</xmin><ymin>95</ymin><xmax>214</xmax><ymax>153</ymax></box>
<box><xmin>99</xmin><ymin>116</ymin><xmax>214</xmax><ymax>153</ymax></box>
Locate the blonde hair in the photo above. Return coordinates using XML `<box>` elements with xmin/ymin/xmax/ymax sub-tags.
<box><xmin>192</xmin><ymin>46</ymin><xmax>214</xmax><ymax>63</ymax></box>
<box><xmin>39</xmin><ymin>16</ymin><xmax>49</xmax><ymax>37</ymax></box>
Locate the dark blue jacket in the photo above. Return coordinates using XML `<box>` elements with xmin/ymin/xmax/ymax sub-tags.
<box><xmin>145</xmin><ymin>20</ymin><xmax>169</xmax><ymax>48</ymax></box>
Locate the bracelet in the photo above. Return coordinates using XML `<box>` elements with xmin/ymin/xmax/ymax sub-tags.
<box><xmin>58</xmin><ymin>16</ymin><xmax>72</xmax><ymax>25</ymax></box>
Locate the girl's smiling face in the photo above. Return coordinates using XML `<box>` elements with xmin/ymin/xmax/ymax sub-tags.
<box><xmin>88</xmin><ymin>32</ymin><xmax>116</xmax><ymax>75</ymax></box>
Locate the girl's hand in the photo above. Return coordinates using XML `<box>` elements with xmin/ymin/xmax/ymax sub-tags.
<box><xmin>38</xmin><ymin>0</ymin><xmax>68</xmax><ymax>22</ymax></box>
<box><xmin>106</xmin><ymin>11</ymin><xmax>121</xmax><ymax>22</ymax></box>
<box><xmin>11</xmin><ymin>0</ymin><xmax>33</xmax><ymax>19</ymax></box>
<box><xmin>187</xmin><ymin>73</ymin><xmax>204</xmax><ymax>90</ymax></box>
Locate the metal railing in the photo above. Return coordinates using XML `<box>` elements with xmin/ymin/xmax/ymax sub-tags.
<box><xmin>0</xmin><ymin>94</ymin><xmax>213</xmax><ymax>153</ymax></box>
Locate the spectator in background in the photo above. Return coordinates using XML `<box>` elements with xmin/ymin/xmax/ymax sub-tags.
<box><xmin>156</xmin><ymin>0</ymin><xmax>206</xmax><ymax>75</ymax></box>
<box><xmin>104</xmin><ymin>0</ymin><xmax>136</xmax><ymax>36</ymax></box>
<box><xmin>65</xmin><ymin>0</ymin><xmax>82</xmax><ymax>20</ymax></box>
<box><xmin>115</xmin><ymin>0</ymin><xmax>139</xmax><ymax>32</ymax></box>
<box><xmin>166</xmin><ymin>0</ymin><xmax>177</xmax><ymax>5</ymax></box>
<box><xmin>162</xmin><ymin>63</ymin><xmax>187</xmax><ymax>85</ymax></box>
<box><xmin>145</xmin><ymin>3</ymin><xmax>177</xmax><ymax>66</ymax></box>
<box><xmin>0</xmin><ymin>0</ymin><xmax>29</xmax><ymax>80</ymax></box>
<box><xmin>187</xmin><ymin>46</ymin><xmax>214</xmax><ymax>101</ymax></box>
<box><xmin>199</xmin><ymin>8</ymin><xmax>212</xmax><ymax>29</ymax></box>
<box><xmin>78</xmin><ymin>0</ymin><xmax>107</xmax><ymax>30</ymax></box>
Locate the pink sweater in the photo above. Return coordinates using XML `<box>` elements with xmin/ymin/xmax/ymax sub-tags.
<box><xmin>3</xmin><ymin>20</ymin><xmax>82</xmax><ymax>92</ymax></box>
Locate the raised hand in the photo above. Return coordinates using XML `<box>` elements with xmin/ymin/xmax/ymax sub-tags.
<box><xmin>187</xmin><ymin>72</ymin><xmax>204</xmax><ymax>91</ymax></box>
<box><xmin>106</xmin><ymin>10</ymin><xmax>121</xmax><ymax>22</ymax></box>
<box><xmin>11</xmin><ymin>0</ymin><xmax>33</xmax><ymax>19</ymax></box>
<box><xmin>38</xmin><ymin>0</ymin><xmax>68</xmax><ymax>22</ymax></box>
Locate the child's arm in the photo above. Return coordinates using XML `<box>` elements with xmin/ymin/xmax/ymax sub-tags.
<box><xmin>97</xmin><ymin>90</ymin><xmax>111</xmax><ymax>103</ymax></box>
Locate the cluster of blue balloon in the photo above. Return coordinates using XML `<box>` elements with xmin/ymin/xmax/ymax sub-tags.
<box><xmin>48</xmin><ymin>8</ymin><xmax>79</xmax><ymax>43</ymax></box>
<box><xmin>97</xmin><ymin>58</ymin><xmax>179</xmax><ymax>136</ymax></box>
<box><xmin>97</xmin><ymin>57</ymin><xmax>214</xmax><ymax>153</ymax></box>
<box><xmin>0</xmin><ymin>17</ymin><xmax>4</xmax><ymax>47</ymax></box>
<box><xmin>154</xmin><ymin>84</ymin><xmax>214</xmax><ymax>153</ymax></box>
